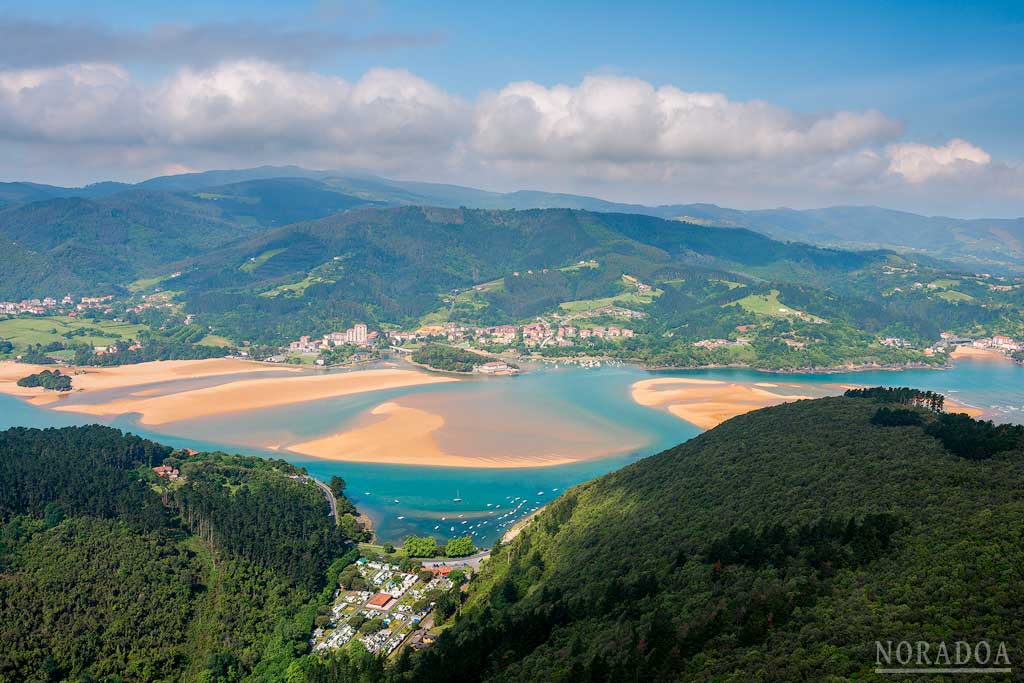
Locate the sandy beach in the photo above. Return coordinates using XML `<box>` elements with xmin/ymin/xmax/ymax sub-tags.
<box><xmin>631</xmin><ymin>377</ymin><xmax>820</xmax><ymax>429</ymax></box>
<box><xmin>950</xmin><ymin>345</ymin><xmax>1015</xmax><ymax>362</ymax></box>
<box><xmin>0</xmin><ymin>358</ymin><xmax>295</xmax><ymax>405</ymax></box>
<box><xmin>39</xmin><ymin>367</ymin><xmax>458</xmax><ymax>425</ymax></box>
<box><xmin>633</xmin><ymin>376</ymin><xmax>988</xmax><ymax>428</ymax></box>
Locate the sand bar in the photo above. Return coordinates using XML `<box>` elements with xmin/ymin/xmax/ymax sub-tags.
<box><xmin>0</xmin><ymin>358</ymin><xmax>295</xmax><ymax>406</ymax></box>
<box><xmin>632</xmin><ymin>377</ymin><xmax>818</xmax><ymax>429</ymax></box>
<box><xmin>44</xmin><ymin>368</ymin><xmax>458</xmax><ymax>425</ymax></box>
<box><xmin>287</xmin><ymin>398</ymin><xmax>619</xmax><ymax>469</ymax></box>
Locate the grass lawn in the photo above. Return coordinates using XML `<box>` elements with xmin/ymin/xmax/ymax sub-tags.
<box><xmin>127</xmin><ymin>272</ymin><xmax>183</xmax><ymax>293</ymax></box>
<box><xmin>358</xmin><ymin>542</ymin><xmax>409</xmax><ymax>559</ymax></box>
<box><xmin>559</xmin><ymin>259</ymin><xmax>599</xmax><ymax>272</ymax></box>
<box><xmin>937</xmin><ymin>290</ymin><xmax>974</xmax><ymax>302</ymax></box>
<box><xmin>240</xmin><ymin>248</ymin><xmax>287</xmax><ymax>273</ymax></box>
<box><xmin>727</xmin><ymin>289</ymin><xmax>825</xmax><ymax>322</ymax></box>
<box><xmin>0</xmin><ymin>315</ymin><xmax>150</xmax><ymax>352</ymax></box>
<box><xmin>197</xmin><ymin>334</ymin><xmax>233</xmax><ymax>347</ymax></box>
<box><xmin>260</xmin><ymin>273</ymin><xmax>331</xmax><ymax>297</ymax></box>
<box><xmin>559</xmin><ymin>289</ymin><xmax>658</xmax><ymax>314</ymax></box>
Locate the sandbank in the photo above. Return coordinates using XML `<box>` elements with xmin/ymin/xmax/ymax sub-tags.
<box><xmin>0</xmin><ymin>358</ymin><xmax>295</xmax><ymax>406</ymax></box>
<box><xmin>287</xmin><ymin>399</ymin><xmax>611</xmax><ymax>469</ymax></box>
<box><xmin>46</xmin><ymin>368</ymin><xmax>458</xmax><ymax>425</ymax></box>
<box><xmin>632</xmin><ymin>377</ymin><xmax>818</xmax><ymax>429</ymax></box>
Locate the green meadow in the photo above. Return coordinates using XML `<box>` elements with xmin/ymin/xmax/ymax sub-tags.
<box><xmin>0</xmin><ymin>315</ymin><xmax>149</xmax><ymax>353</ymax></box>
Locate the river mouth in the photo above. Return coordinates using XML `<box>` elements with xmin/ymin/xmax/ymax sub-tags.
<box><xmin>1</xmin><ymin>357</ymin><xmax>1020</xmax><ymax>543</ymax></box>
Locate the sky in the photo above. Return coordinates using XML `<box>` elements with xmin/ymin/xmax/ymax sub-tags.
<box><xmin>0</xmin><ymin>0</ymin><xmax>1022</xmax><ymax>216</ymax></box>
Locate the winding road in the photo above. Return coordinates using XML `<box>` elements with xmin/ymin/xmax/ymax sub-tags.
<box><xmin>292</xmin><ymin>475</ymin><xmax>339</xmax><ymax>526</ymax></box>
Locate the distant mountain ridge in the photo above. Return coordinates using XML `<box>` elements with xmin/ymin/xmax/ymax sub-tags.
<box><xmin>2</xmin><ymin>165</ymin><xmax>1020</xmax><ymax>272</ymax></box>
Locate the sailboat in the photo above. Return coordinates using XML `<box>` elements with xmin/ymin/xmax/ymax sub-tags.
<box><xmin>453</xmin><ymin>489</ymin><xmax>463</xmax><ymax>503</ymax></box>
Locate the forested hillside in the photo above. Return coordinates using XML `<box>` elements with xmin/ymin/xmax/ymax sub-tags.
<box><xmin>402</xmin><ymin>396</ymin><xmax>1024</xmax><ymax>682</ymax></box>
<box><xmin>0</xmin><ymin>181</ymin><xmax>374</xmax><ymax>299</ymax></box>
<box><xmin>3</xmin><ymin>177</ymin><xmax>1022</xmax><ymax>370</ymax></box>
<box><xmin>0</xmin><ymin>426</ymin><xmax>366</xmax><ymax>683</ymax></box>
<box><xmin>175</xmin><ymin>205</ymin><xmax>888</xmax><ymax>342</ymax></box>
<box><xmin>2</xmin><ymin>398</ymin><xmax>1022</xmax><ymax>682</ymax></box>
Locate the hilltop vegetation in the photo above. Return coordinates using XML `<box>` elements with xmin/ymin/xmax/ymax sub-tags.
<box><xmin>4</xmin><ymin>168</ymin><xmax>1021</xmax><ymax>271</ymax></box>
<box><xmin>2</xmin><ymin>173</ymin><xmax>1022</xmax><ymax>370</ymax></box>
<box><xmin>399</xmin><ymin>396</ymin><xmax>1024</xmax><ymax>682</ymax></box>
<box><xmin>0</xmin><ymin>426</ymin><xmax>365</xmax><ymax>683</ymax></box>
<box><xmin>1</xmin><ymin>397</ymin><xmax>1022</xmax><ymax>682</ymax></box>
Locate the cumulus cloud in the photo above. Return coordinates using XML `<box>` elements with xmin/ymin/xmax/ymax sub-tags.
<box><xmin>0</xmin><ymin>60</ymin><xmax>468</xmax><ymax>170</ymax></box>
<box><xmin>0</xmin><ymin>16</ymin><xmax>443</xmax><ymax>69</ymax></box>
<box><xmin>0</xmin><ymin>61</ymin><xmax>1019</xmax><ymax>214</ymax></box>
<box><xmin>472</xmin><ymin>75</ymin><xmax>902</xmax><ymax>165</ymax></box>
<box><xmin>885</xmin><ymin>138</ymin><xmax>992</xmax><ymax>183</ymax></box>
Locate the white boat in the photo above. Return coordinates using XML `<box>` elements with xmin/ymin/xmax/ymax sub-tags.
<box><xmin>453</xmin><ymin>488</ymin><xmax>463</xmax><ymax>503</ymax></box>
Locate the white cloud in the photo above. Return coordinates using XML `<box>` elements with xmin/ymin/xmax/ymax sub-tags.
<box><xmin>0</xmin><ymin>62</ymin><xmax>1019</xmax><ymax>214</ymax></box>
<box><xmin>0</xmin><ymin>60</ymin><xmax>467</xmax><ymax>170</ymax></box>
<box><xmin>472</xmin><ymin>75</ymin><xmax>902</xmax><ymax>165</ymax></box>
<box><xmin>0</xmin><ymin>63</ymin><xmax>145</xmax><ymax>144</ymax></box>
<box><xmin>886</xmin><ymin>138</ymin><xmax>992</xmax><ymax>183</ymax></box>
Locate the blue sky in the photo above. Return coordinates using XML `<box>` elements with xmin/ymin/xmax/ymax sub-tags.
<box><xmin>1</xmin><ymin>1</ymin><xmax>1022</xmax><ymax>215</ymax></box>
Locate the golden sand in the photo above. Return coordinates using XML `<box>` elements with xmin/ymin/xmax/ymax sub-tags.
<box><xmin>631</xmin><ymin>377</ymin><xmax>818</xmax><ymax>429</ymax></box>
<box><xmin>950</xmin><ymin>345</ymin><xmax>1014</xmax><ymax>362</ymax></box>
<box><xmin>0</xmin><ymin>358</ymin><xmax>296</xmax><ymax>405</ymax></box>
<box><xmin>286</xmin><ymin>399</ymin><xmax>591</xmax><ymax>469</ymax></box>
<box><xmin>43</xmin><ymin>367</ymin><xmax>458</xmax><ymax>425</ymax></box>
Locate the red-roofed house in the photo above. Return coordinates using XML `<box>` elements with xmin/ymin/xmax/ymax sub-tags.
<box><xmin>366</xmin><ymin>592</ymin><xmax>396</xmax><ymax>610</ymax></box>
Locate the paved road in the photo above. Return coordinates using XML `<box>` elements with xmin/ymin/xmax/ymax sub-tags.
<box><xmin>293</xmin><ymin>475</ymin><xmax>339</xmax><ymax>526</ymax></box>
<box><xmin>420</xmin><ymin>550</ymin><xmax>491</xmax><ymax>571</ymax></box>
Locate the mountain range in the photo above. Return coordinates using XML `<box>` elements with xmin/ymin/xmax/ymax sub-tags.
<box><xmin>2</xmin><ymin>165</ymin><xmax>1021</xmax><ymax>274</ymax></box>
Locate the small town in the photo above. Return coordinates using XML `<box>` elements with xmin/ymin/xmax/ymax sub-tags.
<box><xmin>310</xmin><ymin>557</ymin><xmax>463</xmax><ymax>657</ymax></box>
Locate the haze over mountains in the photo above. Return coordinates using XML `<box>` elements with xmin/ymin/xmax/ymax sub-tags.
<box><xmin>2</xmin><ymin>165</ymin><xmax>1022</xmax><ymax>273</ymax></box>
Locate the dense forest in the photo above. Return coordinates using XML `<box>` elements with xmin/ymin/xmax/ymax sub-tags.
<box><xmin>0</xmin><ymin>426</ymin><xmax>367</xmax><ymax>683</ymax></box>
<box><xmin>2</xmin><ymin>395</ymin><xmax>1023</xmax><ymax>681</ymax></box>
<box><xmin>398</xmin><ymin>395</ymin><xmax>1024</xmax><ymax>682</ymax></box>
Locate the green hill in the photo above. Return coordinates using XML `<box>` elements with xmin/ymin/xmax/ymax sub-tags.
<box><xmin>1</xmin><ymin>399</ymin><xmax>1021</xmax><ymax>682</ymax></box>
<box><xmin>176</xmin><ymin>205</ymin><xmax>889</xmax><ymax>340</ymax></box>
<box><xmin>0</xmin><ymin>425</ymin><xmax>366</xmax><ymax>683</ymax></box>
<box><xmin>405</xmin><ymin>396</ymin><xmax>1024</xmax><ymax>682</ymax></box>
<box><xmin>174</xmin><ymin>205</ymin><xmax>1022</xmax><ymax>369</ymax></box>
<box><xmin>0</xmin><ymin>181</ymin><xmax>373</xmax><ymax>299</ymax></box>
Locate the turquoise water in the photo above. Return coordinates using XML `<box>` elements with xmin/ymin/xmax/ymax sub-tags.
<box><xmin>2</xmin><ymin>358</ymin><xmax>1021</xmax><ymax>544</ymax></box>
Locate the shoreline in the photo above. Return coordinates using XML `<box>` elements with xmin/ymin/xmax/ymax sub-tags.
<box><xmin>528</xmin><ymin>352</ymin><xmax>950</xmax><ymax>375</ymax></box>
<box><xmin>630</xmin><ymin>375</ymin><xmax>988</xmax><ymax>431</ymax></box>
<box><xmin>4</xmin><ymin>365</ymin><xmax>461</xmax><ymax>425</ymax></box>
<box><xmin>398</xmin><ymin>354</ymin><xmax>522</xmax><ymax>378</ymax></box>
<box><xmin>501</xmin><ymin>505</ymin><xmax>547</xmax><ymax>544</ymax></box>
<box><xmin>949</xmin><ymin>345</ymin><xmax>1017</xmax><ymax>363</ymax></box>
<box><xmin>0</xmin><ymin>358</ymin><xmax>298</xmax><ymax>405</ymax></box>
<box><xmin>631</xmin><ymin>377</ymin><xmax>820</xmax><ymax>430</ymax></box>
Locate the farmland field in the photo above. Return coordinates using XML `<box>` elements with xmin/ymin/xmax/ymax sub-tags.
<box><xmin>0</xmin><ymin>315</ymin><xmax>150</xmax><ymax>354</ymax></box>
